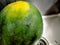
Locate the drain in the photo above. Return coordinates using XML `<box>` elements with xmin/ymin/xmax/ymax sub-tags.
<box><xmin>40</xmin><ymin>39</ymin><xmax>46</xmax><ymax>45</ymax></box>
<box><xmin>37</xmin><ymin>37</ymin><xmax>49</xmax><ymax>45</ymax></box>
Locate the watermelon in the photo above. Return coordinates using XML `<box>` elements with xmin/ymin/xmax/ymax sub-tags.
<box><xmin>0</xmin><ymin>1</ymin><xmax>43</xmax><ymax>45</ymax></box>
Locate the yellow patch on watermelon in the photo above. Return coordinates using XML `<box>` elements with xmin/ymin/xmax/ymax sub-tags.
<box><xmin>6</xmin><ymin>1</ymin><xmax>30</xmax><ymax>19</ymax></box>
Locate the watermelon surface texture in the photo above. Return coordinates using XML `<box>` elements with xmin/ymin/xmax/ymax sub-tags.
<box><xmin>0</xmin><ymin>1</ymin><xmax>43</xmax><ymax>45</ymax></box>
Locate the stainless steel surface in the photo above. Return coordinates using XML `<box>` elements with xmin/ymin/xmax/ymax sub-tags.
<box><xmin>27</xmin><ymin>0</ymin><xmax>57</xmax><ymax>14</ymax></box>
<box><xmin>42</xmin><ymin>14</ymin><xmax>60</xmax><ymax>45</ymax></box>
